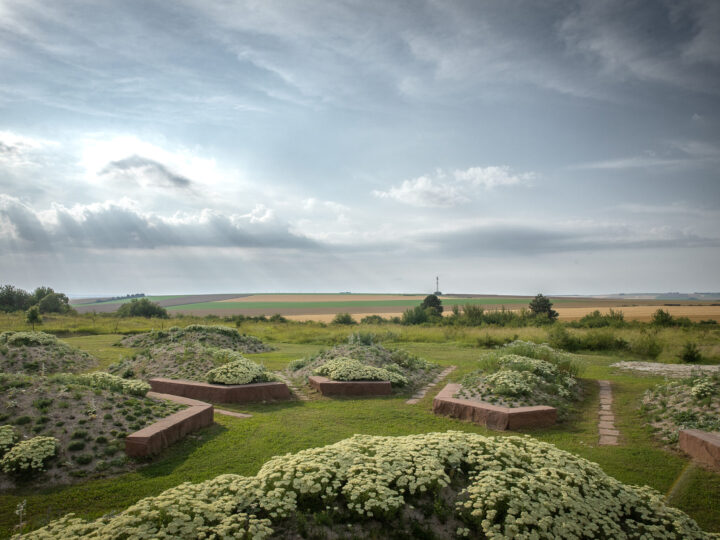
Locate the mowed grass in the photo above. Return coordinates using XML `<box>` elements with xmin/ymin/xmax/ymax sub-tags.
<box><xmin>1</xmin><ymin>339</ymin><xmax>719</xmax><ymax>537</ymax></box>
<box><xmin>60</xmin><ymin>334</ymin><xmax>138</xmax><ymax>371</ymax></box>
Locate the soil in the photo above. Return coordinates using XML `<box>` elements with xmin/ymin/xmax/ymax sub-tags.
<box><xmin>0</xmin><ymin>374</ymin><xmax>184</xmax><ymax>489</ymax></box>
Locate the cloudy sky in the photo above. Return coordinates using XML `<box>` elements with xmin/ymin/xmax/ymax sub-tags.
<box><xmin>1</xmin><ymin>0</ymin><xmax>719</xmax><ymax>296</ymax></box>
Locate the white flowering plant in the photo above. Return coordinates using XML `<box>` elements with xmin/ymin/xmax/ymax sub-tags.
<box><xmin>290</xmin><ymin>343</ymin><xmax>437</xmax><ymax>392</ymax></box>
<box><xmin>75</xmin><ymin>371</ymin><xmax>150</xmax><ymax>396</ymax></box>
<box><xmin>313</xmin><ymin>357</ymin><xmax>408</xmax><ymax>386</ymax></box>
<box><xmin>14</xmin><ymin>431</ymin><xmax>712</xmax><ymax>539</ymax></box>
<box><xmin>1</xmin><ymin>436</ymin><xmax>58</xmax><ymax>478</ymax></box>
<box><xmin>456</xmin><ymin>349</ymin><xmax>580</xmax><ymax>415</ymax></box>
<box><xmin>0</xmin><ymin>424</ymin><xmax>19</xmax><ymax>457</ymax></box>
<box><xmin>206</xmin><ymin>352</ymin><xmax>274</xmax><ymax>385</ymax></box>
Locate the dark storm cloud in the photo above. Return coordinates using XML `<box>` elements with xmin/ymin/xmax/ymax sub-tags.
<box><xmin>0</xmin><ymin>196</ymin><xmax>316</xmax><ymax>251</ymax></box>
<box><xmin>99</xmin><ymin>155</ymin><xmax>192</xmax><ymax>189</ymax></box>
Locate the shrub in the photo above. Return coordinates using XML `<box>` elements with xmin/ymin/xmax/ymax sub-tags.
<box><xmin>331</xmin><ymin>313</ymin><xmax>356</xmax><ymax>325</ymax></box>
<box><xmin>575</xmin><ymin>309</ymin><xmax>625</xmax><ymax>328</ymax></box>
<box><xmin>73</xmin><ymin>454</ymin><xmax>93</xmax><ymax>465</ymax></box>
<box><xmin>313</xmin><ymin>357</ymin><xmax>408</xmax><ymax>386</ymax></box>
<box><xmin>116</xmin><ymin>298</ymin><xmax>169</xmax><ymax>319</ymax></box>
<box><xmin>651</xmin><ymin>308</ymin><xmax>674</xmax><ymax>326</ymax></box>
<box><xmin>528</xmin><ymin>293</ymin><xmax>558</xmax><ymax>321</ymax></box>
<box><xmin>630</xmin><ymin>331</ymin><xmax>663</xmax><ymax>359</ymax></box>
<box><xmin>0</xmin><ymin>436</ymin><xmax>58</xmax><ymax>477</ymax></box>
<box><xmin>206</xmin><ymin>353</ymin><xmax>272</xmax><ymax>385</ymax></box>
<box><xmin>67</xmin><ymin>441</ymin><xmax>85</xmax><ymax>452</ymax></box>
<box><xmin>21</xmin><ymin>432</ymin><xmax>710</xmax><ymax>539</ymax></box>
<box><xmin>14</xmin><ymin>416</ymin><xmax>32</xmax><ymax>426</ymax></box>
<box><xmin>359</xmin><ymin>315</ymin><xmax>386</xmax><ymax>324</ymax></box>
<box><xmin>680</xmin><ymin>342</ymin><xmax>702</xmax><ymax>363</ymax></box>
<box><xmin>401</xmin><ymin>305</ymin><xmax>430</xmax><ymax>325</ymax></box>
<box><xmin>0</xmin><ymin>425</ymin><xmax>19</xmax><ymax>457</ymax></box>
<box><xmin>420</xmin><ymin>294</ymin><xmax>443</xmax><ymax>316</ymax></box>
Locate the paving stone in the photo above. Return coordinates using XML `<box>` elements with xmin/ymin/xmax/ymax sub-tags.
<box><xmin>599</xmin><ymin>428</ymin><xmax>620</xmax><ymax>436</ymax></box>
<box><xmin>215</xmin><ymin>409</ymin><xmax>252</xmax><ymax>419</ymax></box>
<box><xmin>599</xmin><ymin>415</ymin><xmax>615</xmax><ymax>423</ymax></box>
<box><xmin>598</xmin><ymin>421</ymin><xmax>616</xmax><ymax>430</ymax></box>
<box><xmin>599</xmin><ymin>435</ymin><xmax>619</xmax><ymax>446</ymax></box>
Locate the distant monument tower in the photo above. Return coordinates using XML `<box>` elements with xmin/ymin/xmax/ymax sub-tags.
<box><xmin>434</xmin><ymin>276</ymin><xmax>442</xmax><ymax>296</ymax></box>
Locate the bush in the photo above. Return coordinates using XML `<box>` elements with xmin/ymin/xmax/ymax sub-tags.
<box><xmin>0</xmin><ymin>436</ymin><xmax>58</xmax><ymax>477</ymax></box>
<box><xmin>401</xmin><ymin>305</ymin><xmax>431</xmax><ymax>325</ymax></box>
<box><xmin>680</xmin><ymin>342</ymin><xmax>702</xmax><ymax>363</ymax></box>
<box><xmin>22</xmin><ymin>432</ymin><xmax>711</xmax><ymax>539</ymax></box>
<box><xmin>651</xmin><ymin>308</ymin><xmax>674</xmax><ymax>326</ymax></box>
<box><xmin>117</xmin><ymin>298</ymin><xmax>169</xmax><ymax>319</ymax></box>
<box><xmin>631</xmin><ymin>331</ymin><xmax>663</xmax><ymax>359</ymax></box>
<box><xmin>359</xmin><ymin>315</ymin><xmax>386</xmax><ymax>324</ymax></box>
<box><xmin>206</xmin><ymin>353</ymin><xmax>272</xmax><ymax>385</ymax></box>
<box><xmin>331</xmin><ymin>313</ymin><xmax>356</xmax><ymax>325</ymax></box>
<box><xmin>313</xmin><ymin>357</ymin><xmax>408</xmax><ymax>386</ymax></box>
<box><xmin>528</xmin><ymin>293</ymin><xmax>558</xmax><ymax>321</ymax></box>
<box><xmin>420</xmin><ymin>294</ymin><xmax>443</xmax><ymax>316</ymax></box>
<box><xmin>575</xmin><ymin>309</ymin><xmax>625</xmax><ymax>328</ymax></box>
<box><xmin>0</xmin><ymin>425</ymin><xmax>19</xmax><ymax>457</ymax></box>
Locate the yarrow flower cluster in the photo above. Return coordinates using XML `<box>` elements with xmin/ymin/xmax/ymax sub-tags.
<box><xmin>15</xmin><ymin>431</ymin><xmax>710</xmax><ymax>539</ymax></box>
<box><xmin>313</xmin><ymin>357</ymin><xmax>408</xmax><ymax>386</ymax></box>
<box><xmin>691</xmin><ymin>380</ymin><xmax>716</xmax><ymax>399</ymax></box>
<box><xmin>1</xmin><ymin>436</ymin><xmax>58</xmax><ymax>477</ymax></box>
<box><xmin>206</xmin><ymin>352</ymin><xmax>273</xmax><ymax>385</ymax></box>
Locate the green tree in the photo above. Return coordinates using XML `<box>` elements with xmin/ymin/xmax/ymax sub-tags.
<box><xmin>332</xmin><ymin>312</ymin><xmax>356</xmax><ymax>325</ymax></box>
<box><xmin>116</xmin><ymin>298</ymin><xmax>169</xmax><ymax>318</ymax></box>
<box><xmin>31</xmin><ymin>286</ymin><xmax>55</xmax><ymax>305</ymax></box>
<box><xmin>651</xmin><ymin>309</ymin><xmax>674</xmax><ymax>327</ymax></box>
<box><xmin>529</xmin><ymin>293</ymin><xmax>558</xmax><ymax>321</ymax></box>
<box><xmin>0</xmin><ymin>285</ymin><xmax>32</xmax><ymax>312</ymax></box>
<box><xmin>420</xmin><ymin>294</ymin><xmax>443</xmax><ymax>316</ymax></box>
<box><xmin>37</xmin><ymin>292</ymin><xmax>72</xmax><ymax>314</ymax></box>
<box><xmin>25</xmin><ymin>306</ymin><xmax>42</xmax><ymax>330</ymax></box>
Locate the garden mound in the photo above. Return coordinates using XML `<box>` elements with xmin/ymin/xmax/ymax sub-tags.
<box><xmin>288</xmin><ymin>341</ymin><xmax>439</xmax><ymax>395</ymax></box>
<box><xmin>641</xmin><ymin>372</ymin><xmax>720</xmax><ymax>445</ymax></box>
<box><xmin>454</xmin><ymin>341</ymin><xmax>581</xmax><ymax>420</ymax></box>
<box><xmin>0</xmin><ymin>372</ymin><xmax>184</xmax><ymax>489</ymax></box>
<box><xmin>119</xmin><ymin>325</ymin><xmax>272</xmax><ymax>353</ymax></box>
<box><xmin>18</xmin><ymin>431</ymin><xmax>712</xmax><ymax>539</ymax></box>
<box><xmin>0</xmin><ymin>332</ymin><xmax>97</xmax><ymax>374</ymax></box>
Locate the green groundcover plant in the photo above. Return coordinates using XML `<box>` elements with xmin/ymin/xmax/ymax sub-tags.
<box><xmin>313</xmin><ymin>356</ymin><xmax>408</xmax><ymax>386</ymax></box>
<box><xmin>14</xmin><ymin>431</ymin><xmax>714</xmax><ymax>539</ymax></box>
<box><xmin>0</xmin><ymin>331</ymin><xmax>97</xmax><ymax>374</ymax></box>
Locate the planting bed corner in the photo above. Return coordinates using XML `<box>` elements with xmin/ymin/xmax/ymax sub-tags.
<box><xmin>125</xmin><ymin>393</ymin><xmax>214</xmax><ymax>458</ymax></box>
<box><xmin>432</xmin><ymin>383</ymin><xmax>557</xmax><ymax>430</ymax></box>
<box><xmin>679</xmin><ymin>429</ymin><xmax>720</xmax><ymax>470</ymax></box>
<box><xmin>308</xmin><ymin>375</ymin><xmax>392</xmax><ymax>397</ymax></box>
<box><xmin>149</xmin><ymin>377</ymin><xmax>291</xmax><ymax>403</ymax></box>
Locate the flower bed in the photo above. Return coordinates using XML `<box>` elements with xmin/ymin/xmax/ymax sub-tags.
<box><xmin>17</xmin><ymin>431</ymin><xmax>711</xmax><ymax>539</ymax></box>
<box><xmin>0</xmin><ymin>332</ymin><xmax>97</xmax><ymax>374</ymax></box>
<box><xmin>454</xmin><ymin>342</ymin><xmax>581</xmax><ymax>419</ymax></box>
<box><xmin>289</xmin><ymin>342</ymin><xmax>438</xmax><ymax>395</ymax></box>
<box><xmin>0</xmin><ymin>372</ymin><xmax>184</xmax><ymax>488</ymax></box>
<box><xmin>120</xmin><ymin>325</ymin><xmax>272</xmax><ymax>353</ymax></box>
<box><xmin>641</xmin><ymin>372</ymin><xmax>720</xmax><ymax>444</ymax></box>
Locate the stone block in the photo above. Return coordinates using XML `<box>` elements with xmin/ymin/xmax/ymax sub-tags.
<box><xmin>679</xmin><ymin>429</ymin><xmax>720</xmax><ymax>470</ymax></box>
<box><xmin>432</xmin><ymin>384</ymin><xmax>556</xmax><ymax>431</ymax></box>
<box><xmin>149</xmin><ymin>378</ymin><xmax>291</xmax><ymax>403</ymax></box>
<box><xmin>308</xmin><ymin>376</ymin><xmax>392</xmax><ymax>396</ymax></box>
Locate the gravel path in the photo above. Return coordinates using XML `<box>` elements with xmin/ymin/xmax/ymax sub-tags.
<box><xmin>406</xmin><ymin>366</ymin><xmax>456</xmax><ymax>404</ymax></box>
<box><xmin>611</xmin><ymin>361</ymin><xmax>720</xmax><ymax>377</ymax></box>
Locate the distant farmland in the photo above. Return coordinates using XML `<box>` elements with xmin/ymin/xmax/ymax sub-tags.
<box><xmin>71</xmin><ymin>293</ymin><xmax>720</xmax><ymax>322</ymax></box>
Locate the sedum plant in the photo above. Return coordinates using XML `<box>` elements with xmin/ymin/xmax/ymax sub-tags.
<box><xmin>1</xmin><ymin>436</ymin><xmax>58</xmax><ymax>477</ymax></box>
<box><xmin>0</xmin><ymin>424</ymin><xmax>19</xmax><ymax>457</ymax></box>
<box><xmin>206</xmin><ymin>352</ymin><xmax>273</xmax><ymax>385</ymax></box>
<box><xmin>313</xmin><ymin>357</ymin><xmax>408</xmax><ymax>386</ymax></box>
<box><xmin>74</xmin><ymin>372</ymin><xmax>150</xmax><ymax>397</ymax></box>
<box><xmin>14</xmin><ymin>431</ymin><xmax>711</xmax><ymax>539</ymax></box>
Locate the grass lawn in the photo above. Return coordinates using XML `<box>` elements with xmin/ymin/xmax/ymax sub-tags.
<box><xmin>1</xmin><ymin>338</ymin><xmax>719</xmax><ymax>537</ymax></box>
<box><xmin>60</xmin><ymin>334</ymin><xmax>138</xmax><ymax>371</ymax></box>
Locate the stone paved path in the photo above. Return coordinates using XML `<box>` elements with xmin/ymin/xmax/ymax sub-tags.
<box><xmin>598</xmin><ymin>380</ymin><xmax>619</xmax><ymax>446</ymax></box>
<box><xmin>406</xmin><ymin>366</ymin><xmax>456</xmax><ymax>405</ymax></box>
<box><xmin>274</xmin><ymin>372</ymin><xmax>310</xmax><ymax>401</ymax></box>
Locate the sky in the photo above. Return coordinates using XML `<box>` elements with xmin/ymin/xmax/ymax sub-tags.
<box><xmin>0</xmin><ymin>0</ymin><xmax>719</xmax><ymax>296</ymax></box>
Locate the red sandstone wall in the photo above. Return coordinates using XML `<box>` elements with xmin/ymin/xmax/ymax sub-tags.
<box><xmin>679</xmin><ymin>429</ymin><xmax>720</xmax><ymax>470</ymax></box>
<box><xmin>432</xmin><ymin>383</ymin><xmax>556</xmax><ymax>431</ymax></box>
<box><xmin>308</xmin><ymin>376</ymin><xmax>392</xmax><ymax>396</ymax></box>
<box><xmin>149</xmin><ymin>378</ymin><xmax>291</xmax><ymax>403</ymax></box>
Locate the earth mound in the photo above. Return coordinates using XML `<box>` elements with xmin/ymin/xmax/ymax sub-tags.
<box><xmin>0</xmin><ymin>372</ymin><xmax>183</xmax><ymax>489</ymax></box>
<box><xmin>120</xmin><ymin>325</ymin><xmax>272</xmax><ymax>353</ymax></box>
<box><xmin>17</xmin><ymin>431</ymin><xmax>712</xmax><ymax>539</ymax></box>
<box><xmin>0</xmin><ymin>332</ymin><xmax>97</xmax><ymax>374</ymax></box>
<box><xmin>289</xmin><ymin>341</ymin><xmax>439</xmax><ymax>393</ymax></box>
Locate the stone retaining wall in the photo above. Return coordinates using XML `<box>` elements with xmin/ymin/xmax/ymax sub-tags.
<box><xmin>149</xmin><ymin>378</ymin><xmax>291</xmax><ymax>403</ymax></box>
<box><xmin>432</xmin><ymin>383</ymin><xmax>556</xmax><ymax>430</ymax></box>
<box><xmin>679</xmin><ymin>429</ymin><xmax>720</xmax><ymax>470</ymax></box>
<box><xmin>125</xmin><ymin>393</ymin><xmax>213</xmax><ymax>458</ymax></box>
<box><xmin>308</xmin><ymin>375</ymin><xmax>392</xmax><ymax>397</ymax></box>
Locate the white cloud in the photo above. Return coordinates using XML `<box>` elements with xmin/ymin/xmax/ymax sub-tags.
<box><xmin>372</xmin><ymin>166</ymin><xmax>533</xmax><ymax>207</ymax></box>
<box><xmin>0</xmin><ymin>130</ymin><xmax>57</xmax><ymax>166</ymax></box>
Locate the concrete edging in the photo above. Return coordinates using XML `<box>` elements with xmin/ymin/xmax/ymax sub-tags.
<box><xmin>432</xmin><ymin>383</ymin><xmax>557</xmax><ymax>430</ymax></box>
<box><xmin>149</xmin><ymin>377</ymin><xmax>291</xmax><ymax>403</ymax></box>
<box><xmin>308</xmin><ymin>375</ymin><xmax>392</xmax><ymax>397</ymax></box>
<box><xmin>125</xmin><ymin>392</ymin><xmax>214</xmax><ymax>458</ymax></box>
<box><xmin>679</xmin><ymin>429</ymin><xmax>720</xmax><ymax>470</ymax></box>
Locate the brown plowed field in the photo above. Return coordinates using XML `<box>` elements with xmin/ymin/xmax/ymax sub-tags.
<box><xmin>219</xmin><ymin>294</ymin><xmax>429</xmax><ymax>303</ymax></box>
